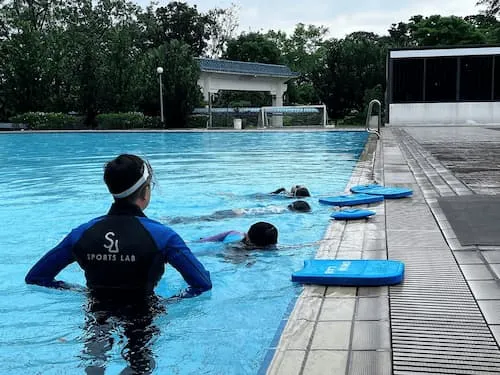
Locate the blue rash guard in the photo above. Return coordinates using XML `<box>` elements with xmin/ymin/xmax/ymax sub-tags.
<box><xmin>25</xmin><ymin>201</ymin><xmax>212</xmax><ymax>298</ymax></box>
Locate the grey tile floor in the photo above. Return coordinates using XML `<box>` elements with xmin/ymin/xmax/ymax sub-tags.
<box><xmin>267</xmin><ymin>126</ymin><xmax>500</xmax><ymax>375</ymax></box>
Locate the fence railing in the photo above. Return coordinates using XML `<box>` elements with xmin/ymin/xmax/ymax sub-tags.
<box><xmin>365</xmin><ymin>99</ymin><xmax>381</xmax><ymax>138</ymax></box>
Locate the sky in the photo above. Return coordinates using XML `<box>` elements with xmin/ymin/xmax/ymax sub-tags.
<box><xmin>136</xmin><ymin>0</ymin><xmax>483</xmax><ymax>38</ymax></box>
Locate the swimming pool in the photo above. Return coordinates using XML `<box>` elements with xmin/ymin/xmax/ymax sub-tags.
<box><xmin>0</xmin><ymin>130</ymin><xmax>368</xmax><ymax>374</ymax></box>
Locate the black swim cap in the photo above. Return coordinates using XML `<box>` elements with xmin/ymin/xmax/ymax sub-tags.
<box><xmin>104</xmin><ymin>154</ymin><xmax>150</xmax><ymax>198</ymax></box>
<box><xmin>288</xmin><ymin>200</ymin><xmax>311</xmax><ymax>212</ymax></box>
<box><xmin>294</xmin><ymin>187</ymin><xmax>310</xmax><ymax>197</ymax></box>
<box><xmin>247</xmin><ymin>222</ymin><xmax>278</xmax><ymax>247</ymax></box>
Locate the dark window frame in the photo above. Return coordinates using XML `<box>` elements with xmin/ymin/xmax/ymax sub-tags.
<box><xmin>391</xmin><ymin>58</ymin><xmax>425</xmax><ymax>103</ymax></box>
<box><xmin>391</xmin><ymin>54</ymin><xmax>500</xmax><ymax>104</ymax></box>
<box><xmin>459</xmin><ymin>55</ymin><xmax>493</xmax><ymax>101</ymax></box>
<box><xmin>424</xmin><ymin>57</ymin><xmax>458</xmax><ymax>102</ymax></box>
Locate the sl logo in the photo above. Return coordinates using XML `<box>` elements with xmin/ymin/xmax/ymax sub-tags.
<box><xmin>104</xmin><ymin>232</ymin><xmax>120</xmax><ymax>253</ymax></box>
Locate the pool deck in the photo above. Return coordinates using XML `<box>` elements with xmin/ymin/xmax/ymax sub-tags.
<box><xmin>267</xmin><ymin>126</ymin><xmax>500</xmax><ymax>375</ymax></box>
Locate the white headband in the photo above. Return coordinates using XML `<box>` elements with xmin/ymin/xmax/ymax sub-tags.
<box><xmin>112</xmin><ymin>164</ymin><xmax>150</xmax><ymax>199</ymax></box>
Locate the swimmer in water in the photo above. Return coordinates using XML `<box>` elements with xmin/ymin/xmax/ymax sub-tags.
<box><xmin>270</xmin><ymin>185</ymin><xmax>311</xmax><ymax>197</ymax></box>
<box><xmin>25</xmin><ymin>153</ymin><xmax>212</xmax><ymax>298</ymax></box>
<box><xmin>165</xmin><ymin>200</ymin><xmax>311</xmax><ymax>225</ymax></box>
<box><xmin>198</xmin><ymin>221</ymin><xmax>278</xmax><ymax>249</ymax></box>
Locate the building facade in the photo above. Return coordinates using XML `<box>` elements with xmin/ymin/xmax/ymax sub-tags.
<box><xmin>387</xmin><ymin>46</ymin><xmax>500</xmax><ymax>126</ymax></box>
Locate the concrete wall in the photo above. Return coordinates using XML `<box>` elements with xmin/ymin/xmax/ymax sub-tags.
<box><xmin>388</xmin><ymin>102</ymin><xmax>500</xmax><ymax>126</ymax></box>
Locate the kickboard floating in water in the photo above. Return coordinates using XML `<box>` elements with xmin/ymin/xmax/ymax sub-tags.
<box><xmin>319</xmin><ymin>193</ymin><xmax>384</xmax><ymax>207</ymax></box>
<box><xmin>350</xmin><ymin>184</ymin><xmax>413</xmax><ymax>199</ymax></box>
<box><xmin>292</xmin><ymin>259</ymin><xmax>405</xmax><ymax>286</ymax></box>
<box><xmin>330</xmin><ymin>209</ymin><xmax>375</xmax><ymax>220</ymax></box>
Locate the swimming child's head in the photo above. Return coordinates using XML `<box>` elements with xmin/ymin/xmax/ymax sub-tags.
<box><xmin>291</xmin><ymin>185</ymin><xmax>310</xmax><ymax>197</ymax></box>
<box><xmin>288</xmin><ymin>200</ymin><xmax>311</xmax><ymax>212</ymax></box>
<box><xmin>245</xmin><ymin>222</ymin><xmax>278</xmax><ymax>247</ymax></box>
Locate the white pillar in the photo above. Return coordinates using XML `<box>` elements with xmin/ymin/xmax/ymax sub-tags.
<box><xmin>198</xmin><ymin>73</ymin><xmax>211</xmax><ymax>101</ymax></box>
<box><xmin>208</xmin><ymin>93</ymin><xmax>212</xmax><ymax>128</ymax></box>
<box><xmin>271</xmin><ymin>85</ymin><xmax>284</xmax><ymax>127</ymax></box>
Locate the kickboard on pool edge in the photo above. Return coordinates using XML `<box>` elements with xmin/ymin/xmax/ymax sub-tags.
<box><xmin>350</xmin><ymin>184</ymin><xmax>413</xmax><ymax>199</ymax></box>
<box><xmin>330</xmin><ymin>209</ymin><xmax>375</xmax><ymax>220</ymax></box>
<box><xmin>292</xmin><ymin>259</ymin><xmax>404</xmax><ymax>286</ymax></box>
<box><xmin>319</xmin><ymin>193</ymin><xmax>384</xmax><ymax>207</ymax></box>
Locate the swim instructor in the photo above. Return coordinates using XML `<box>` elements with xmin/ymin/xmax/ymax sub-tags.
<box><xmin>25</xmin><ymin>154</ymin><xmax>212</xmax><ymax>299</ymax></box>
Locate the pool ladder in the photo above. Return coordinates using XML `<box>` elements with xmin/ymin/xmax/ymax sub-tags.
<box><xmin>365</xmin><ymin>99</ymin><xmax>381</xmax><ymax>138</ymax></box>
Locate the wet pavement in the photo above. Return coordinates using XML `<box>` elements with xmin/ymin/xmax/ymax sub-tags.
<box><xmin>405</xmin><ymin>127</ymin><xmax>500</xmax><ymax>195</ymax></box>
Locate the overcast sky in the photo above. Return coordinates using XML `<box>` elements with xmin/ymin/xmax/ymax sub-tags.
<box><xmin>136</xmin><ymin>0</ymin><xmax>483</xmax><ymax>38</ymax></box>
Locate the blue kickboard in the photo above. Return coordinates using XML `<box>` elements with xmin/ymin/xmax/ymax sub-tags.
<box><xmin>350</xmin><ymin>184</ymin><xmax>413</xmax><ymax>199</ymax></box>
<box><xmin>331</xmin><ymin>209</ymin><xmax>375</xmax><ymax>220</ymax></box>
<box><xmin>319</xmin><ymin>193</ymin><xmax>384</xmax><ymax>207</ymax></box>
<box><xmin>292</xmin><ymin>259</ymin><xmax>405</xmax><ymax>286</ymax></box>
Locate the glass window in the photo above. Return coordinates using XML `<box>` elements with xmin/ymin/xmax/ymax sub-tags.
<box><xmin>425</xmin><ymin>57</ymin><xmax>457</xmax><ymax>102</ymax></box>
<box><xmin>460</xmin><ymin>56</ymin><xmax>493</xmax><ymax>101</ymax></box>
<box><xmin>392</xmin><ymin>59</ymin><xmax>424</xmax><ymax>103</ymax></box>
<box><xmin>494</xmin><ymin>56</ymin><xmax>500</xmax><ymax>100</ymax></box>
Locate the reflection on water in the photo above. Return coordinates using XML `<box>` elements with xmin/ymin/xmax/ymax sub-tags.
<box><xmin>81</xmin><ymin>293</ymin><xmax>166</xmax><ymax>375</ymax></box>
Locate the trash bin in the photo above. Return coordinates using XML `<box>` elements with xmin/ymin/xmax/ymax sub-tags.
<box><xmin>233</xmin><ymin>118</ymin><xmax>242</xmax><ymax>130</ymax></box>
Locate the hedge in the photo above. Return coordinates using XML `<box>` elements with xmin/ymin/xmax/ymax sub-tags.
<box><xmin>96</xmin><ymin>112</ymin><xmax>162</xmax><ymax>129</ymax></box>
<box><xmin>9</xmin><ymin>112</ymin><xmax>84</xmax><ymax>130</ymax></box>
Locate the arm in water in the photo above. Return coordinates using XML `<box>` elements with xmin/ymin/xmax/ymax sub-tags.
<box><xmin>161</xmin><ymin>230</ymin><xmax>212</xmax><ymax>298</ymax></box>
<box><xmin>25</xmin><ymin>229</ymin><xmax>84</xmax><ymax>290</ymax></box>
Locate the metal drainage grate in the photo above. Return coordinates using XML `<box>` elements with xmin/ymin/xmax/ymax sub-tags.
<box><xmin>389</xmin><ymin>248</ymin><xmax>500</xmax><ymax>374</ymax></box>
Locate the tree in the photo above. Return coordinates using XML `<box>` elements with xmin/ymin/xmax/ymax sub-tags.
<box><xmin>267</xmin><ymin>23</ymin><xmax>328</xmax><ymax>104</ymax></box>
<box><xmin>224</xmin><ymin>32</ymin><xmax>281</xmax><ymax>64</ymax></box>
<box><xmin>387</xmin><ymin>15</ymin><xmax>487</xmax><ymax>47</ymax></box>
<box><xmin>465</xmin><ymin>14</ymin><xmax>500</xmax><ymax>43</ymax></box>
<box><xmin>154</xmin><ymin>1</ymin><xmax>215</xmax><ymax>56</ymax></box>
<box><xmin>160</xmin><ymin>40</ymin><xmax>203</xmax><ymax>127</ymax></box>
<box><xmin>94</xmin><ymin>3</ymin><xmax>146</xmax><ymax>113</ymax></box>
<box><xmin>387</xmin><ymin>21</ymin><xmax>416</xmax><ymax>47</ymax></box>
<box><xmin>477</xmin><ymin>0</ymin><xmax>500</xmax><ymax>16</ymax></box>
<box><xmin>205</xmin><ymin>4</ymin><xmax>239</xmax><ymax>58</ymax></box>
<box><xmin>0</xmin><ymin>0</ymin><xmax>51</xmax><ymax>116</ymax></box>
<box><xmin>311</xmin><ymin>33</ymin><xmax>386</xmax><ymax>120</ymax></box>
<box><xmin>60</xmin><ymin>0</ymin><xmax>143</xmax><ymax>126</ymax></box>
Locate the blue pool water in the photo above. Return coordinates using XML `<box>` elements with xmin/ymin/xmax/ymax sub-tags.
<box><xmin>0</xmin><ymin>131</ymin><xmax>368</xmax><ymax>374</ymax></box>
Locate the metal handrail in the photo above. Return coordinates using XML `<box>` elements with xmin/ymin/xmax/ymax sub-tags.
<box><xmin>365</xmin><ymin>99</ymin><xmax>381</xmax><ymax>138</ymax></box>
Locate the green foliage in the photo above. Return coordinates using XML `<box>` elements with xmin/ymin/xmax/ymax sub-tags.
<box><xmin>224</xmin><ymin>32</ymin><xmax>281</xmax><ymax>64</ymax></box>
<box><xmin>362</xmin><ymin>84</ymin><xmax>385</xmax><ymax>120</ymax></box>
<box><xmin>286</xmin><ymin>81</ymin><xmax>321</xmax><ymax>105</ymax></box>
<box><xmin>161</xmin><ymin>40</ymin><xmax>203</xmax><ymax>127</ymax></box>
<box><xmin>9</xmin><ymin>112</ymin><xmax>84</xmax><ymax>130</ymax></box>
<box><xmin>212</xmin><ymin>91</ymin><xmax>271</xmax><ymax>109</ymax></box>
<box><xmin>336</xmin><ymin>114</ymin><xmax>365</xmax><ymax>127</ymax></box>
<box><xmin>312</xmin><ymin>33</ymin><xmax>386</xmax><ymax>120</ymax></box>
<box><xmin>410</xmin><ymin>15</ymin><xmax>486</xmax><ymax>46</ymax></box>
<box><xmin>144</xmin><ymin>116</ymin><xmax>163</xmax><ymax>129</ymax></box>
<box><xmin>0</xmin><ymin>0</ymin><xmax>220</xmax><ymax>124</ymax></box>
<box><xmin>267</xmin><ymin>24</ymin><xmax>328</xmax><ymax>104</ymax></box>
<box><xmin>186</xmin><ymin>116</ymin><xmax>209</xmax><ymax>128</ymax></box>
<box><xmin>464</xmin><ymin>14</ymin><xmax>500</xmax><ymax>43</ymax></box>
<box><xmin>96</xmin><ymin>112</ymin><xmax>150</xmax><ymax>129</ymax></box>
<box><xmin>387</xmin><ymin>15</ymin><xmax>496</xmax><ymax>48</ymax></box>
<box><xmin>2</xmin><ymin>0</ymin><xmax>500</xmax><ymax>129</ymax></box>
<box><xmin>154</xmin><ymin>2</ymin><xmax>215</xmax><ymax>55</ymax></box>
<box><xmin>281</xmin><ymin>112</ymin><xmax>325</xmax><ymax>127</ymax></box>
